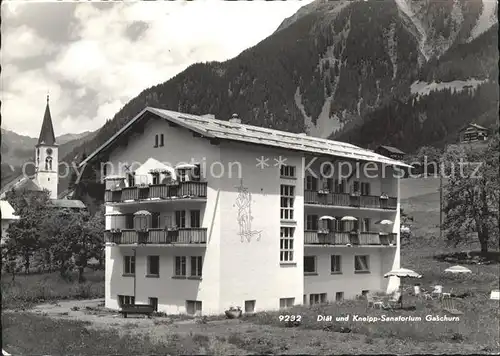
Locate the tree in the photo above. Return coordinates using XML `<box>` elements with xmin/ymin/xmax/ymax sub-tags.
<box><xmin>442</xmin><ymin>135</ymin><xmax>499</xmax><ymax>252</ymax></box>
<box><xmin>44</xmin><ymin>207</ymin><xmax>104</xmax><ymax>282</ymax></box>
<box><xmin>408</xmin><ymin>145</ymin><xmax>443</xmax><ymax>176</ymax></box>
<box><xmin>5</xmin><ymin>189</ymin><xmax>52</xmax><ymax>274</ymax></box>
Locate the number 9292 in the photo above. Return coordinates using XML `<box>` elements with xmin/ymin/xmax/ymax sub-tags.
<box><xmin>279</xmin><ymin>315</ymin><xmax>302</xmax><ymax>322</ymax></box>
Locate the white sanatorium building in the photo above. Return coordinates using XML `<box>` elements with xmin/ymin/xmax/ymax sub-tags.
<box><xmin>80</xmin><ymin>107</ymin><xmax>411</xmax><ymax>315</ymax></box>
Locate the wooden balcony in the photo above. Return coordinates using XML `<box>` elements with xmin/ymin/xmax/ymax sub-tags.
<box><xmin>304</xmin><ymin>191</ymin><xmax>397</xmax><ymax>210</ymax></box>
<box><xmin>105</xmin><ymin>228</ymin><xmax>207</xmax><ymax>245</ymax></box>
<box><xmin>104</xmin><ymin>182</ymin><xmax>207</xmax><ymax>203</ymax></box>
<box><xmin>304</xmin><ymin>231</ymin><xmax>396</xmax><ymax>246</ymax></box>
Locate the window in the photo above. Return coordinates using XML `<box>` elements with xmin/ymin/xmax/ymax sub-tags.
<box><xmin>154</xmin><ymin>135</ymin><xmax>159</xmax><ymax>148</ymax></box>
<box><xmin>159</xmin><ymin>134</ymin><xmax>164</xmax><ymax>147</ymax></box>
<box><xmin>186</xmin><ymin>300</ymin><xmax>202</xmax><ymax>315</ymax></box>
<box><xmin>178</xmin><ymin>169</ymin><xmax>188</xmax><ymax>182</ymax></box>
<box><xmin>352</xmin><ymin>219</ymin><xmax>360</xmax><ymax>231</ymax></box>
<box><xmin>190</xmin><ymin>210</ymin><xmax>201</xmax><ymax>228</ymax></box>
<box><xmin>354</xmin><ymin>255</ymin><xmax>370</xmax><ymax>273</ymax></box>
<box><xmin>280</xmin><ymin>227</ymin><xmax>294</xmax><ymax>262</ymax></box>
<box><xmin>152</xmin><ymin>173</ymin><xmax>160</xmax><ymax>185</ymax></box>
<box><xmin>321</xmin><ymin>178</ymin><xmax>333</xmax><ymax>190</ymax></box>
<box><xmin>45</xmin><ymin>157</ymin><xmax>52</xmax><ymax>170</ymax></box>
<box><xmin>331</xmin><ymin>255</ymin><xmax>342</xmax><ymax>273</ymax></box>
<box><xmin>304</xmin><ymin>256</ymin><xmax>316</xmax><ymax>274</ymax></box>
<box><xmin>280</xmin><ymin>165</ymin><xmax>296</xmax><ymax>178</ymax></box>
<box><xmin>152</xmin><ymin>212</ymin><xmax>160</xmax><ymax>229</ymax></box>
<box><xmin>124</xmin><ymin>256</ymin><xmax>135</xmax><ymax>275</ymax></box>
<box><xmin>280</xmin><ymin>185</ymin><xmax>295</xmax><ymax>220</ymax></box>
<box><xmin>352</xmin><ymin>181</ymin><xmax>360</xmax><ymax>193</ymax></box>
<box><xmin>305</xmin><ymin>175</ymin><xmax>317</xmax><ymax>190</ymax></box>
<box><xmin>362</xmin><ymin>218</ymin><xmax>370</xmax><ymax>232</ymax></box>
<box><xmin>361</xmin><ymin>182</ymin><xmax>370</xmax><ymax>196</ymax></box>
<box><xmin>192</xmin><ymin>164</ymin><xmax>201</xmax><ymax>181</ymax></box>
<box><xmin>334</xmin><ymin>179</ymin><xmax>346</xmax><ymax>193</ymax></box>
<box><xmin>175</xmin><ymin>210</ymin><xmax>186</xmax><ymax>228</ymax></box>
<box><xmin>149</xmin><ymin>297</ymin><xmax>158</xmax><ymax>311</ymax></box>
<box><xmin>306</xmin><ymin>215</ymin><xmax>318</xmax><ymax>230</ymax></box>
<box><xmin>310</xmin><ymin>293</ymin><xmax>327</xmax><ymax>305</ymax></box>
<box><xmin>127</xmin><ymin>173</ymin><xmax>135</xmax><ymax>187</ymax></box>
<box><xmin>174</xmin><ymin>256</ymin><xmax>187</xmax><ymax>277</ymax></box>
<box><xmin>125</xmin><ymin>214</ymin><xmax>134</xmax><ymax>229</ymax></box>
<box><xmin>279</xmin><ymin>297</ymin><xmax>295</xmax><ymax>309</ymax></box>
<box><xmin>118</xmin><ymin>295</ymin><xmax>135</xmax><ymax>306</ymax></box>
<box><xmin>334</xmin><ymin>217</ymin><xmax>346</xmax><ymax>231</ymax></box>
<box><xmin>190</xmin><ymin>256</ymin><xmax>202</xmax><ymax>277</ymax></box>
<box><xmin>147</xmin><ymin>256</ymin><xmax>160</xmax><ymax>276</ymax></box>
<box><xmin>245</xmin><ymin>300</ymin><xmax>256</xmax><ymax>313</ymax></box>
<box><xmin>335</xmin><ymin>292</ymin><xmax>344</xmax><ymax>301</ymax></box>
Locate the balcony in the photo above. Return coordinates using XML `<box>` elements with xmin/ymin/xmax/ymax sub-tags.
<box><xmin>304</xmin><ymin>231</ymin><xmax>396</xmax><ymax>246</ymax></box>
<box><xmin>105</xmin><ymin>228</ymin><xmax>207</xmax><ymax>245</ymax></box>
<box><xmin>304</xmin><ymin>191</ymin><xmax>397</xmax><ymax>210</ymax></box>
<box><xmin>104</xmin><ymin>181</ymin><xmax>207</xmax><ymax>204</ymax></box>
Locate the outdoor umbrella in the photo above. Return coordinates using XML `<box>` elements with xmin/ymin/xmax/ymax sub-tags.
<box><xmin>444</xmin><ymin>265</ymin><xmax>472</xmax><ymax>274</ymax></box>
<box><xmin>376</xmin><ymin>219</ymin><xmax>393</xmax><ymax>225</ymax></box>
<box><xmin>341</xmin><ymin>216</ymin><xmax>357</xmax><ymax>221</ymax></box>
<box><xmin>175</xmin><ymin>163</ymin><xmax>197</xmax><ymax>169</ymax></box>
<box><xmin>319</xmin><ymin>216</ymin><xmax>335</xmax><ymax>220</ymax></box>
<box><xmin>384</xmin><ymin>268</ymin><xmax>422</xmax><ymax>308</ymax></box>
<box><xmin>134</xmin><ymin>210</ymin><xmax>151</xmax><ymax>215</ymax></box>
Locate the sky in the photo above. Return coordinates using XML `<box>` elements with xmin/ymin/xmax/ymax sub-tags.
<box><xmin>1</xmin><ymin>0</ymin><xmax>314</xmax><ymax>138</ymax></box>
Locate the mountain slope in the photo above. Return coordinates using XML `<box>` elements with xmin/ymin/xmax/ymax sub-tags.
<box><xmin>3</xmin><ymin>0</ymin><xmax>497</xmax><ymax>195</ymax></box>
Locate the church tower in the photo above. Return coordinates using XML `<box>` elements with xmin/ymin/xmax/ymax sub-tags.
<box><xmin>35</xmin><ymin>95</ymin><xmax>58</xmax><ymax>199</ymax></box>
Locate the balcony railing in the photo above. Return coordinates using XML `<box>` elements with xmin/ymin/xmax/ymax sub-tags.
<box><xmin>104</xmin><ymin>182</ymin><xmax>207</xmax><ymax>203</ymax></box>
<box><xmin>304</xmin><ymin>231</ymin><xmax>396</xmax><ymax>246</ymax></box>
<box><xmin>304</xmin><ymin>191</ymin><xmax>397</xmax><ymax>210</ymax></box>
<box><xmin>105</xmin><ymin>228</ymin><xmax>207</xmax><ymax>245</ymax></box>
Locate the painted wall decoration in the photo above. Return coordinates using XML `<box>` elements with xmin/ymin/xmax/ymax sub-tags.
<box><xmin>234</xmin><ymin>179</ymin><xmax>261</xmax><ymax>242</ymax></box>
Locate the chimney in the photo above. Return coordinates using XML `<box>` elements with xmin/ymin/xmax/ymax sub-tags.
<box><xmin>229</xmin><ymin>113</ymin><xmax>241</xmax><ymax>124</ymax></box>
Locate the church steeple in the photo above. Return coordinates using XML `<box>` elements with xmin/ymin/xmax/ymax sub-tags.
<box><xmin>34</xmin><ymin>94</ymin><xmax>59</xmax><ymax>199</ymax></box>
<box><xmin>37</xmin><ymin>94</ymin><xmax>56</xmax><ymax>146</ymax></box>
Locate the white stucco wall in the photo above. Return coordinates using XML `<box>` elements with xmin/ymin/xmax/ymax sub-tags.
<box><xmin>303</xmin><ymin>246</ymin><xmax>395</xmax><ymax>300</ymax></box>
<box><xmin>217</xmin><ymin>141</ymin><xmax>305</xmax><ymax>312</ymax></box>
<box><xmin>102</xmin><ymin>114</ymin><xmax>401</xmax><ymax>314</ymax></box>
<box><xmin>104</xmin><ymin>116</ymin><xmax>222</xmax><ymax>313</ymax></box>
<box><xmin>35</xmin><ymin>144</ymin><xmax>59</xmax><ymax>199</ymax></box>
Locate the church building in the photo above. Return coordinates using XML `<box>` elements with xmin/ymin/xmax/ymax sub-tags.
<box><xmin>0</xmin><ymin>96</ymin><xmax>85</xmax><ymax>209</ymax></box>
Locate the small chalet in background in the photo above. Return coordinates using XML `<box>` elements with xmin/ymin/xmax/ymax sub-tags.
<box><xmin>459</xmin><ymin>123</ymin><xmax>489</xmax><ymax>143</ymax></box>
<box><xmin>374</xmin><ymin>145</ymin><xmax>405</xmax><ymax>161</ymax></box>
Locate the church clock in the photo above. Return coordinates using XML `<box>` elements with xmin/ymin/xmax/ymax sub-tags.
<box><xmin>46</xmin><ymin>148</ymin><xmax>53</xmax><ymax>155</ymax></box>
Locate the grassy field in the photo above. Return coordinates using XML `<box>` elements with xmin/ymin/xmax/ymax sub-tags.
<box><xmin>1</xmin><ymin>269</ymin><xmax>105</xmax><ymax>309</ymax></box>
<box><xmin>2</xmin><ymin>178</ymin><xmax>499</xmax><ymax>355</ymax></box>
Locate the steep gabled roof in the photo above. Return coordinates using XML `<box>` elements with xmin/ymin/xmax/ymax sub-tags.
<box><xmin>0</xmin><ymin>175</ymin><xmax>42</xmax><ymax>199</ymax></box>
<box><xmin>37</xmin><ymin>95</ymin><xmax>56</xmax><ymax>146</ymax></box>
<box><xmin>50</xmin><ymin>199</ymin><xmax>86</xmax><ymax>209</ymax></box>
<box><xmin>0</xmin><ymin>200</ymin><xmax>19</xmax><ymax>220</ymax></box>
<box><xmin>80</xmin><ymin>107</ymin><xmax>412</xmax><ymax>169</ymax></box>
<box><xmin>377</xmin><ymin>145</ymin><xmax>406</xmax><ymax>155</ymax></box>
<box><xmin>459</xmin><ymin>123</ymin><xmax>489</xmax><ymax>132</ymax></box>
